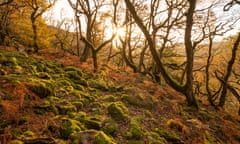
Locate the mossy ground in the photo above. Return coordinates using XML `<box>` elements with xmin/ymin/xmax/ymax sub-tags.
<box><xmin>0</xmin><ymin>48</ymin><xmax>240</xmax><ymax>144</ymax></box>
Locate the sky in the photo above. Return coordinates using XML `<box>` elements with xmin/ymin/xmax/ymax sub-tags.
<box><xmin>44</xmin><ymin>0</ymin><xmax>240</xmax><ymax>38</ymax></box>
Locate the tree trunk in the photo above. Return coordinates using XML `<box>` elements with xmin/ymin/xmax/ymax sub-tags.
<box><xmin>184</xmin><ymin>0</ymin><xmax>198</xmax><ymax>108</ymax></box>
<box><xmin>80</xmin><ymin>16</ymin><xmax>92</xmax><ymax>62</ymax></box>
<box><xmin>218</xmin><ymin>32</ymin><xmax>240</xmax><ymax>107</ymax></box>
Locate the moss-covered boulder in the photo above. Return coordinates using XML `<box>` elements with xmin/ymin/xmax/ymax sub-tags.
<box><xmin>154</xmin><ymin>128</ymin><xmax>182</xmax><ymax>143</ymax></box>
<box><xmin>124</xmin><ymin>117</ymin><xmax>142</xmax><ymax>140</ymax></box>
<box><xmin>102</xmin><ymin>119</ymin><xmax>119</xmax><ymax>136</ymax></box>
<box><xmin>57</xmin><ymin>104</ymin><xmax>77</xmax><ymax>115</ymax></box>
<box><xmin>27</xmin><ymin>82</ymin><xmax>54</xmax><ymax>98</ymax></box>
<box><xmin>88</xmin><ymin>79</ymin><xmax>108</xmax><ymax>91</ymax></box>
<box><xmin>121</xmin><ymin>93</ymin><xmax>157</xmax><ymax>110</ymax></box>
<box><xmin>71</xmin><ymin>130</ymin><xmax>116</xmax><ymax>144</ymax></box>
<box><xmin>145</xmin><ymin>131</ymin><xmax>168</xmax><ymax>144</ymax></box>
<box><xmin>107</xmin><ymin>102</ymin><xmax>129</xmax><ymax>121</ymax></box>
<box><xmin>59</xmin><ymin>117</ymin><xmax>85</xmax><ymax>139</ymax></box>
<box><xmin>84</xmin><ymin>118</ymin><xmax>102</xmax><ymax>130</ymax></box>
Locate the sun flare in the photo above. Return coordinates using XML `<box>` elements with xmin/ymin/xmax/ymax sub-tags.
<box><xmin>114</xmin><ymin>26</ymin><xmax>126</xmax><ymax>38</ymax></box>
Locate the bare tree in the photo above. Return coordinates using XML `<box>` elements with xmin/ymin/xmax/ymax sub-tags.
<box><xmin>24</xmin><ymin>0</ymin><xmax>55</xmax><ymax>53</ymax></box>
<box><xmin>124</xmin><ymin>0</ymin><xmax>199</xmax><ymax>108</ymax></box>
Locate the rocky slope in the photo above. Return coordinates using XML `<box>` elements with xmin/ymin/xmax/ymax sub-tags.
<box><xmin>0</xmin><ymin>47</ymin><xmax>239</xmax><ymax>144</ymax></box>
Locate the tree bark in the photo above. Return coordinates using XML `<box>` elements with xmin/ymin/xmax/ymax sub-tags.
<box><xmin>218</xmin><ymin>32</ymin><xmax>240</xmax><ymax>107</ymax></box>
<box><xmin>184</xmin><ymin>0</ymin><xmax>198</xmax><ymax>108</ymax></box>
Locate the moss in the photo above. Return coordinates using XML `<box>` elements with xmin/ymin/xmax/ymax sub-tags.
<box><xmin>145</xmin><ymin>131</ymin><xmax>168</xmax><ymax>144</ymax></box>
<box><xmin>36</xmin><ymin>72</ymin><xmax>51</xmax><ymax>79</ymax></box>
<box><xmin>71</xmin><ymin>101</ymin><xmax>83</xmax><ymax>110</ymax></box>
<box><xmin>154</xmin><ymin>128</ymin><xmax>182</xmax><ymax>143</ymax></box>
<box><xmin>9</xmin><ymin>57</ymin><xmax>18</xmax><ymax>66</ymax></box>
<box><xmin>48</xmin><ymin>96</ymin><xmax>60</xmax><ymax>103</ymax></box>
<box><xmin>124</xmin><ymin>117</ymin><xmax>142</xmax><ymax>140</ymax></box>
<box><xmin>107</xmin><ymin>102</ymin><xmax>129</xmax><ymax>121</ymax></box>
<box><xmin>121</xmin><ymin>93</ymin><xmax>156</xmax><ymax>110</ymax></box>
<box><xmin>65</xmin><ymin>66</ymin><xmax>83</xmax><ymax>77</ymax></box>
<box><xmin>102</xmin><ymin>119</ymin><xmax>119</xmax><ymax>136</ymax></box>
<box><xmin>59</xmin><ymin>117</ymin><xmax>84</xmax><ymax>139</ymax></box>
<box><xmin>10</xmin><ymin>140</ymin><xmax>24</xmax><ymax>144</ymax></box>
<box><xmin>75</xmin><ymin>78</ymin><xmax>88</xmax><ymax>86</ymax></box>
<box><xmin>203</xmin><ymin>130</ymin><xmax>216</xmax><ymax>144</ymax></box>
<box><xmin>84</xmin><ymin>118</ymin><xmax>102</xmax><ymax>130</ymax></box>
<box><xmin>19</xmin><ymin>130</ymin><xmax>35</xmax><ymax>139</ymax></box>
<box><xmin>94</xmin><ymin>131</ymin><xmax>116</xmax><ymax>144</ymax></box>
<box><xmin>89</xmin><ymin>79</ymin><xmax>108</xmax><ymax>91</ymax></box>
<box><xmin>58</xmin><ymin>104</ymin><xmax>77</xmax><ymax>115</ymax></box>
<box><xmin>74</xmin><ymin>84</ymin><xmax>85</xmax><ymax>91</ymax></box>
<box><xmin>65</xmin><ymin>71</ymin><xmax>82</xmax><ymax>80</ymax></box>
<box><xmin>71</xmin><ymin>130</ymin><xmax>116</xmax><ymax>144</ymax></box>
<box><xmin>103</xmin><ymin>95</ymin><xmax>116</xmax><ymax>102</ymax></box>
<box><xmin>28</xmin><ymin>82</ymin><xmax>54</xmax><ymax>98</ymax></box>
<box><xmin>128</xmin><ymin>140</ymin><xmax>145</xmax><ymax>144</ymax></box>
<box><xmin>75</xmin><ymin>111</ymin><xmax>87</xmax><ymax>122</ymax></box>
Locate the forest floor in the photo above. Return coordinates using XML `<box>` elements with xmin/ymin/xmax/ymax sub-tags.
<box><xmin>0</xmin><ymin>46</ymin><xmax>240</xmax><ymax>144</ymax></box>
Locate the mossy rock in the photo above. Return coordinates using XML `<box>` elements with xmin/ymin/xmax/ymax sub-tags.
<box><xmin>57</xmin><ymin>104</ymin><xmax>77</xmax><ymax>115</ymax></box>
<box><xmin>59</xmin><ymin>117</ymin><xmax>85</xmax><ymax>139</ymax></box>
<box><xmin>71</xmin><ymin>101</ymin><xmax>83</xmax><ymax>111</ymax></box>
<box><xmin>84</xmin><ymin>118</ymin><xmax>102</xmax><ymax>130</ymax></box>
<box><xmin>145</xmin><ymin>131</ymin><xmax>168</xmax><ymax>144</ymax></box>
<box><xmin>102</xmin><ymin>119</ymin><xmax>119</xmax><ymax>136</ymax></box>
<box><xmin>128</xmin><ymin>140</ymin><xmax>145</xmax><ymax>144</ymax></box>
<box><xmin>65</xmin><ymin>66</ymin><xmax>83</xmax><ymax>76</ymax></box>
<box><xmin>124</xmin><ymin>118</ymin><xmax>142</xmax><ymax>140</ymax></box>
<box><xmin>75</xmin><ymin>78</ymin><xmax>88</xmax><ymax>86</ymax></box>
<box><xmin>75</xmin><ymin>111</ymin><xmax>87</xmax><ymax>122</ymax></box>
<box><xmin>27</xmin><ymin>82</ymin><xmax>54</xmax><ymax>98</ymax></box>
<box><xmin>88</xmin><ymin>79</ymin><xmax>108</xmax><ymax>91</ymax></box>
<box><xmin>71</xmin><ymin>130</ymin><xmax>116</xmax><ymax>144</ymax></box>
<box><xmin>107</xmin><ymin>102</ymin><xmax>129</xmax><ymax>121</ymax></box>
<box><xmin>36</xmin><ymin>72</ymin><xmax>51</xmax><ymax>79</ymax></box>
<box><xmin>10</xmin><ymin>140</ymin><xmax>24</xmax><ymax>144</ymax></box>
<box><xmin>65</xmin><ymin>71</ymin><xmax>82</xmax><ymax>80</ymax></box>
<box><xmin>103</xmin><ymin>95</ymin><xmax>116</xmax><ymax>102</ymax></box>
<box><xmin>154</xmin><ymin>128</ymin><xmax>182</xmax><ymax>143</ymax></box>
<box><xmin>121</xmin><ymin>93</ymin><xmax>157</xmax><ymax>110</ymax></box>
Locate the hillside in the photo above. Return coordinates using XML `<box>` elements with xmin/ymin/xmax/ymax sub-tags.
<box><xmin>0</xmin><ymin>47</ymin><xmax>240</xmax><ymax>144</ymax></box>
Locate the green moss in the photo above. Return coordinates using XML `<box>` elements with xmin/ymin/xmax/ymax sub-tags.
<box><xmin>103</xmin><ymin>95</ymin><xmax>116</xmax><ymax>102</ymax></box>
<box><xmin>71</xmin><ymin>130</ymin><xmax>116</xmax><ymax>144</ymax></box>
<box><xmin>128</xmin><ymin>140</ymin><xmax>145</xmax><ymax>144</ymax></box>
<box><xmin>36</xmin><ymin>72</ymin><xmax>51</xmax><ymax>79</ymax></box>
<box><xmin>48</xmin><ymin>96</ymin><xmax>60</xmax><ymax>103</ymax></box>
<box><xmin>89</xmin><ymin>79</ymin><xmax>108</xmax><ymax>91</ymax></box>
<box><xmin>58</xmin><ymin>104</ymin><xmax>77</xmax><ymax>115</ymax></box>
<box><xmin>60</xmin><ymin>117</ymin><xmax>84</xmax><ymax>139</ymax></box>
<box><xmin>124</xmin><ymin>117</ymin><xmax>142</xmax><ymax>140</ymax></box>
<box><xmin>121</xmin><ymin>93</ymin><xmax>156</xmax><ymax>110</ymax></box>
<box><xmin>65</xmin><ymin>66</ymin><xmax>83</xmax><ymax>77</ymax></box>
<box><xmin>107</xmin><ymin>102</ymin><xmax>129</xmax><ymax>121</ymax></box>
<box><xmin>204</xmin><ymin>130</ymin><xmax>217</xmax><ymax>144</ymax></box>
<box><xmin>10</xmin><ymin>140</ymin><xmax>24</xmax><ymax>144</ymax></box>
<box><xmin>65</xmin><ymin>71</ymin><xmax>82</xmax><ymax>80</ymax></box>
<box><xmin>74</xmin><ymin>84</ymin><xmax>85</xmax><ymax>91</ymax></box>
<box><xmin>154</xmin><ymin>128</ymin><xmax>181</xmax><ymax>143</ymax></box>
<box><xmin>94</xmin><ymin>131</ymin><xmax>116</xmax><ymax>144</ymax></box>
<box><xmin>9</xmin><ymin>57</ymin><xmax>18</xmax><ymax>66</ymax></box>
<box><xmin>75</xmin><ymin>111</ymin><xmax>87</xmax><ymax>122</ymax></box>
<box><xmin>145</xmin><ymin>132</ymin><xmax>168</xmax><ymax>144</ymax></box>
<box><xmin>71</xmin><ymin>101</ymin><xmax>83</xmax><ymax>110</ymax></box>
<box><xmin>102</xmin><ymin>119</ymin><xmax>119</xmax><ymax>136</ymax></box>
<box><xmin>27</xmin><ymin>82</ymin><xmax>54</xmax><ymax>98</ymax></box>
<box><xmin>84</xmin><ymin>118</ymin><xmax>102</xmax><ymax>130</ymax></box>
